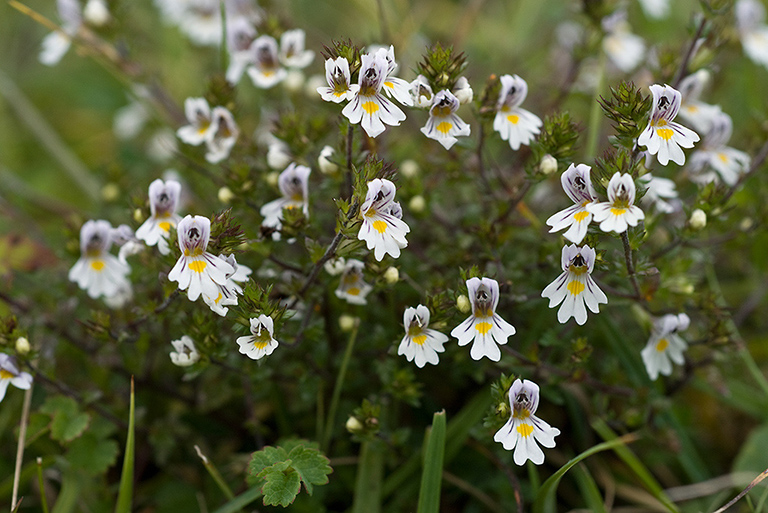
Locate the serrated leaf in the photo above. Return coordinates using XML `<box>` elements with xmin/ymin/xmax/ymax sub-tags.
<box><xmin>40</xmin><ymin>396</ymin><xmax>91</xmax><ymax>443</ymax></box>
<box><xmin>287</xmin><ymin>445</ymin><xmax>332</xmax><ymax>495</ymax></box>
<box><xmin>66</xmin><ymin>433</ymin><xmax>119</xmax><ymax>476</ymax></box>
<box><xmin>305</xmin><ymin>237</ymin><xmax>325</xmax><ymax>263</ymax></box>
<box><xmin>260</xmin><ymin>462</ymin><xmax>301</xmax><ymax>507</ymax></box>
<box><xmin>248</xmin><ymin>446</ymin><xmax>289</xmax><ymax>480</ymax></box>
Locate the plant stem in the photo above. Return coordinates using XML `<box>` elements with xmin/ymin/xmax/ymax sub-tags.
<box><xmin>322</xmin><ymin>321</ymin><xmax>360</xmax><ymax>451</ymax></box>
<box><xmin>11</xmin><ymin>384</ymin><xmax>33</xmax><ymax>512</ymax></box>
<box><xmin>36</xmin><ymin>458</ymin><xmax>49</xmax><ymax>513</ymax></box>
<box><xmin>345</xmin><ymin>123</ymin><xmax>354</xmax><ymax>199</ymax></box>
<box><xmin>195</xmin><ymin>446</ymin><xmax>236</xmax><ymax>500</ymax></box>
<box><xmin>585</xmin><ymin>49</ymin><xmax>606</xmax><ymax>160</ymax></box>
<box><xmin>671</xmin><ymin>16</ymin><xmax>707</xmax><ymax>89</ymax></box>
<box><xmin>621</xmin><ymin>230</ymin><xmax>642</xmax><ymax>299</ymax></box>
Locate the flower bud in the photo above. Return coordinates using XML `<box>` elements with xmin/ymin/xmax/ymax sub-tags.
<box><xmin>133</xmin><ymin>208</ymin><xmax>144</xmax><ymax>223</ymax></box>
<box><xmin>346</xmin><ymin>416</ymin><xmax>364</xmax><ymax>434</ymax></box>
<box><xmin>339</xmin><ymin>314</ymin><xmax>358</xmax><ymax>332</ymax></box>
<box><xmin>400</xmin><ymin>159</ymin><xmax>419</xmax><ymax>179</ymax></box>
<box><xmin>101</xmin><ymin>183</ymin><xmax>120</xmax><ymax>202</ymax></box>
<box><xmin>409</xmin><ymin>195</ymin><xmax>426</xmax><ymax>213</ymax></box>
<box><xmin>267</xmin><ymin>143</ymin><xmax>292</xmax><ymax>170</ymax></box>
<box><xmin>453</xmin><ymin>76</ymin><xmax>473</xmax><ymax>104</ymax></box>
<box><xmin>266</xmin><ymin>171</ymin><xmax>279</xmax><ymax>187</ymax></box>
<box><xmin>15</xmin><ymin>337</ymin><xmax>30</xmax><ymax>355</ymax></box>
<box><xmin>383</xmin><ymin>266</ymin><xmax>399</xmax><ymax>284</ymax></box>
<box><xmin>218</xmin><ymin>186</ymin><xmax>235</xmax><ymax>204</ymax></box>
<box><xmin>318</xmin><ymin>146</ymin><xmax>339</xmax><ymax>174</ymax></box>
<box><xmin>84</xmin><ymin>0</ymin><xmax>110</xmax><ymax>26</ymax></box>
<box><xmin>283</xmin><ymin>70</ymin><xmax>305</xmax><ymax>92</ymax></box>
<box><xmin>456</xmin><ymin>294</ymin><xmax>471</xmax><ymax>313</ymax></box>
<box><xmin>740</xmin><ymin>217</ymin><xmax>754</xmax><ymax>231</ymax></box>
<box><xmin>689</xmin><ymin>209</ymin><xmax>706</xmax><ymax>230</ymax></box>
<box><xmin>539</xmin><ymin>154</ymin><xmax>558</xmax><ymax>176</ymax></box>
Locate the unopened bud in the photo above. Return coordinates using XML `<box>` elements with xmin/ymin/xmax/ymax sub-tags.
<box><xmin>346</xmin><ymin>416</ymin><xmax>364</xmax><ymax>434</ymax></box>
<box><xmin>339</xmin><ymin>314</ymin><xmax>358</xmax><ymax>332</ymax></box>
<box><xmin>15</xmin><ymin>337</ymin><xmax>30</xmax><ymax>355</ymax></box>
<box><xmin>400</xmin><ymin>159</ymin><xmax>419</xmax><ymax>179</ymax></box>
<box><xmin>283</xmin><ymin>70</ymin><xmax>305</xmax><ymax>92</ymax></box>
<box><xmin>383</xmin><ymin>266</ymin><xmax>399</xmax><ymax>284</ymax></box>
<box><xmin>689</xmin><ymin>209</ymin><xmax>706</xmax><ymax>230</ymax></box>
<box><xmin>84</xmin><ymin>0</ymin><xmax>110</xmax><ymax>26</ymax></box>
<box><xmin>457</xmin><ymin>294</ymin><xmax>471</xmax><ymax>313</ymax></box>
<box><xmin>740</xmin><ymin>217</ymin><xmax>754</xmax><ymax>231</ymax></box>
<box><xmin>101</xmin><ymin>183</ymin><xmax>120</xmax><ymax>202</ymax></box>
<box><xmin>539</xmin><ymin>154</ymin><xmax>558</xmax><ymax>176</ymax></box>
<box><xmin>266</xmin><ymin>172</ymin><xmax>279</xmax><ymax>187</ymax></box>
<box><xmin>318</xmin><ymin>146</ymin><xmax>339</xmax><ymax>174</ymax></box>
<box><xmin>133</xmin><ymin>208</ymin><xmax>144</xmax><ymax>223</ymax></box>
<box><xmin>218</xmin><ymin>186</ymin><xmax>235</xmax><ymax>204</ymax></box>
<box><xmin>409</xmin><ymin>195</ymin><xmax>426</xmax><ymax>213</ymax></box>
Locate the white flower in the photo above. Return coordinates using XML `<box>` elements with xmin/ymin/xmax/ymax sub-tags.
<box><xmin>676</xmin><ymin>70</ymin><xmax>721</xmax><ymax>133</ymax></box>
<box><xmin>136</xmin><ymin>178</ymin><xmax>182</xmax><ymax>255</ymax></box>
<box><xmin>342</xmin><ymin>51</ymin><xmax>406</xmax><ymax>138</ymax></box>
<box><xmin>177</xmin><ymin>98</ymin><xmax>215</xmax><ymax>146</ymax></box>
<box><xmin>39</xmin><ymin>0</ymin><xmax>82</xmax><ymax>66</ymax></box>
<box><xmin>318</xmin><ymin>145</ymin><xmax>339</xmax><ymax>174</ymax></box>
<box><xmin>0</xmin><ymin>353</ymin><xmax>33</xmax><ymax>403</ymax></box>
<box><xmin>374</xmin><ymin>45</ymin><xmax>414</xmax><ymax>107</ymax></box>
<box><xmin>177</xmin><ymin>0</ymin><xmax>222</xmax><ymax>46</ymax></box>
<box><xmin>168</xmin><ymin>215</ymin><xmax>235</xmax><ymax>301</ymax></box>
<box><xmin>202</xmin><ymin>254</ymin><xmax>250</xmax><ymax>316</ymax></box>
<box><xmin>317</xmin><ymin>57</ymin><xmax>355</xmax><ymax>103</ymax></box>
<box><xmin>335</xmin><ymin>259</ymin><xmax>372</xmax><ymax>305</ymax></box>
<box><xmin>450</xmin><ymin>277</ymin><xmax>515</xmax><ymax>362</ymax></box>
<box><xmin>493</xmin><ymin>74</ymin><xmax>542</xmax><ymax>150</ymax></box>
<box><xmin>546</xmin><ymin>163</ymin><xmax>597</xmax><ymax>244</ymax></box>
<box><xmin>324</xmin><ymin>257</ymin><xmax>346</xmax><ymax>276</ymax></box>
<box><xmin>260</xmin><ymin>163</ymin><xmax>311</xmax><ymax>232</ymax></box>
<box><xmin>602</xmin><ymin>14</ymin><xmax>646</xmax><ymax>73</ymax></box>
<box><xmin>687</xmin><ymin>112</ymin><xmax>751</xmax><ymax>186</ymax></box>
<box><xmin>638</xmin><ymin>173</ymin><xmax>678</xmax><ymax>214</ymax></box>
<box><xmin>358</xmin><ymin>178</ymin><xmax>410</xmax><ymax>261</ymax></box>
<box><xmin>736</xmin><ymin>0</ymin><xmax>768</xmax><ymax>69</ymax></box>
<box><xmin>69</xmin><ymin>220</ymin><xmax>132</xmax><ymax>301</ymax></box>
<box><xmin>638</xmin><ymin>84</ymin><xmax>700</xmax><ymax>166</ymax></box>
<box><xmin>410</xmin><ymin>75</ymin><xmax>434</xmax><ymax>108</ymax></box>
<box><xmin>453</xmin><ymin>76</ymin><xmax>473</xmax><ymax>104</ymax></box>
<box><xmin>279</xmin><ymin>29</ymin><xmax>314</xmax><ymax>69</ymax></box>
<box><xmin>266</xmin><ymin>141</ymin><xmax>293</xmax><ymax>169</ymax></box>
<box><xmin>237</xmin><ymin>315</ymin><xmax>279</xmax><ymax>360</ymax></box>
<box><xmin>111</xmin><ymin>224</ymin><xmax>145</xmax><ymax>265</ymax></box>
<box><xmin>541</xmin><ymin>244</ymin><xmax>607</xmax><ymax>325</ymax></box>
<box><xmin>587</xmin><ymin>172</ymin><xmax>645</xmax><ymax>233</ymax></box>
<box><xmin>641</xmin><ymin>313</ymin><xmax>690</xmax><ymax>380</ymax></box>
<box><xmin>83</xmin><ymin>0</ymin><xmax>110</xmax><ymax>26</ymax></box>
<box><xmin>170</xmin><ymin>335</ymin><xmax>200</xmax><ymax>367</ymax></box>
<box><xmin>398</xmin><ymin>305</ymin><xmax>448</xmax><ymax>368</ymax></box>
<box><xmin>247</xmin><ymin>35</ymin><xmax>287</xmax><ymax>88</ymax></box>
<box><xmin>225</xmin><ymin>17</ymin><xmax>257</xmax><ymax>84</ymax></box>
<box><xmin>205</xmin><ymin>107</ymin><xmax>239</xmax><ymax>164</ymax></box>
<box><xmin>637</xmin><ymin>0</ymin><xmax>669</xmax><ymax>19</ymax></box>
<box><xmin>689</xmin><ymin>208</ymin><xmax>707</xmax><ymax>230</ymax></box>
<box><xmin>420</xmin><ymin>90</ymin><xmax>471</xmax><ymax>150</ymax></box>
<box><xmin>493</xmin><ymin>379</ymin><xmax>560</xmax><ymax>466</ymax></box>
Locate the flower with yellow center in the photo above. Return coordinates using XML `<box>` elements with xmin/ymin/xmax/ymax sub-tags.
<box><xmin>247</xmin><ymin>35</ymin><xmax>287</xmax><ymax>88</ymax></box>
<box><xmin>357</xmin><ymin>179</ymin><xmax>410</xmax><ymax>261</ymax></box>
<box><xmin>177</xmin><ymin>97</ymin><xmax>215</xmax><ymax>146</ymax></box>
<box><xmin>69</xmin><ymin>219</ymin><xmax>132</xmax><ymax>303</ymax></box>
<box><xmin>0</xmin><ymin>353</ymin><xmax>33</xmax><ymax>403</ymax></box>
<box><xmin>260</xmin><ymin>163</ymin><xmax>311</xmax><ymax>237</ymax></box>
<box><xmin>136</xmin><ymin>178</ymin><xmax>182</xmax><ymax>255</ymax></box>
<box><xmin>451</xmin><ymin>277</ymin><xmax>515</xmax><ymax>362</ymax></box>
<box><xmin>587</xmin><ymin>172</ymin><xmax>645</xmax><ymax>233</ymax></box>
<box><xmin>493</xmin><ymin>378</ymin><xmax>560</xmax><ymax>465</ymax></box>
<box><xmin>318</xmin><ymin>56</ymin><xmax>355</xmax><ymax>103</ymax></box>
<box><xmin>546</xmin><ymin>163</ymin><xmax>598</xmax><ymax>244</ymax></box>
<box><xmin>541</xmin><ymin>244</ymin><xmax>607</xmax><ymax>325</ymax></box>
<box><xmin>688</xmin><ymin>111</ymin><xmax>751</xmax><ymax>186</ymax></box>
<box><xmin>334</xmin><ymin>259</ymin><xmax>372</xmax><ymax>305</ymax></box>
<box><xmin>205</xmin><ymin>107</ymin><xmax>239</xmax><ymax>164</ymax></box>
<box><xmin>237</xmin><ymin>315</ymin><xmax>279</xmax><ymax>360</ymax></box>
<box><xmin>419</xmin><ymin>90</ymin><xmax>470</xmax><ymax>150</ymax></box>
<box><xmin>493</xmin><ymin>74</ymin><xmax>542</xmax><ymax>150</ymax></box>
<box><xmin>641</xmin><ymin>313</ymin><xmax>690</xmax><ymax>380</ymax></box>
<box><xmin>168</xmin><ymin>215</ymin><xmax>234</xmax><ymax>302</ymax></box>
<box><xmin>398</xmin><ymin>305</ymin><xmax>448</xmax><ymax>368</ymax></box>
<box><xmin>638</xmin><ymin>84</ymin><xmax>699</xmax><ymax>166</ymax></box>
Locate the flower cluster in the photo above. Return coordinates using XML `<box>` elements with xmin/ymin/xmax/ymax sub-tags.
<box><xmin>177</xmin><ymin>98</ymin><xmax>239</xmax><ymax>164</ymax></box>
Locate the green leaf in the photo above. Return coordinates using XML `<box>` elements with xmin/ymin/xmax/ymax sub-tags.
<box><xmin>287</xmin><ymin>445</ymin><xmax>332</xmax><ymax>495</ymax></box>
<box><xmin>248</xmin><ymin>446</ymin><xmax>289</xmax><ymax>481</ymax></box>
<box><xmin>66</xmin><ymin>434</ymin><xmax>119</xmax><ymax>476</ymax></box>
<box><xmin>417</xmin><ymin>410</ymin><xmax>447</xmax><ymax>513</ymax></box>
<box><xmin>114</xmin><ymin>379</ymin><xmax>135</xmax><ymax>513</ymax></box>
<box><xmin>260</xmin><ymin>461</ymin><xmax>302</xmax><ymax>507</ymax></box>
<box><xmin>734</xmin><ymin>422</ymin><xmax>768</xmax><ymax>474</ymax></box>
<box><xmin>210</xmin><ymin>487</ymin><xmax>262</xmax><ymax>513</ymax></box>
<box><xmin>40</xmin><ymin>396</ymin><xmax>91</xmax><ymax>443</ymax></box>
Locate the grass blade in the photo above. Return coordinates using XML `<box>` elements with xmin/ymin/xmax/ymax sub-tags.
<box><xmin>114</xmin><ymin>377</ymin><xmax>135</xmax><ymax>513</ymax></box>
<box><xmin>352</xmin><ymin>441</ymin><xmax>384</xmax><ymax>513</ymax></box>
<box><xmin>210</xmin><ymin>487</ymin><xmax>262</xmax><ymax>513</ymax></box>
<box><xmin>417</xmin><ymin>410</ymin><xmax>447</xmax><ymax>513</ymax></box>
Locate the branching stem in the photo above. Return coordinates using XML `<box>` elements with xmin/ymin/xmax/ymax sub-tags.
<box><xmin>621</xmin><ymin>230</ymin><xmax>642</xmax><ymax>299</ymax></box>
